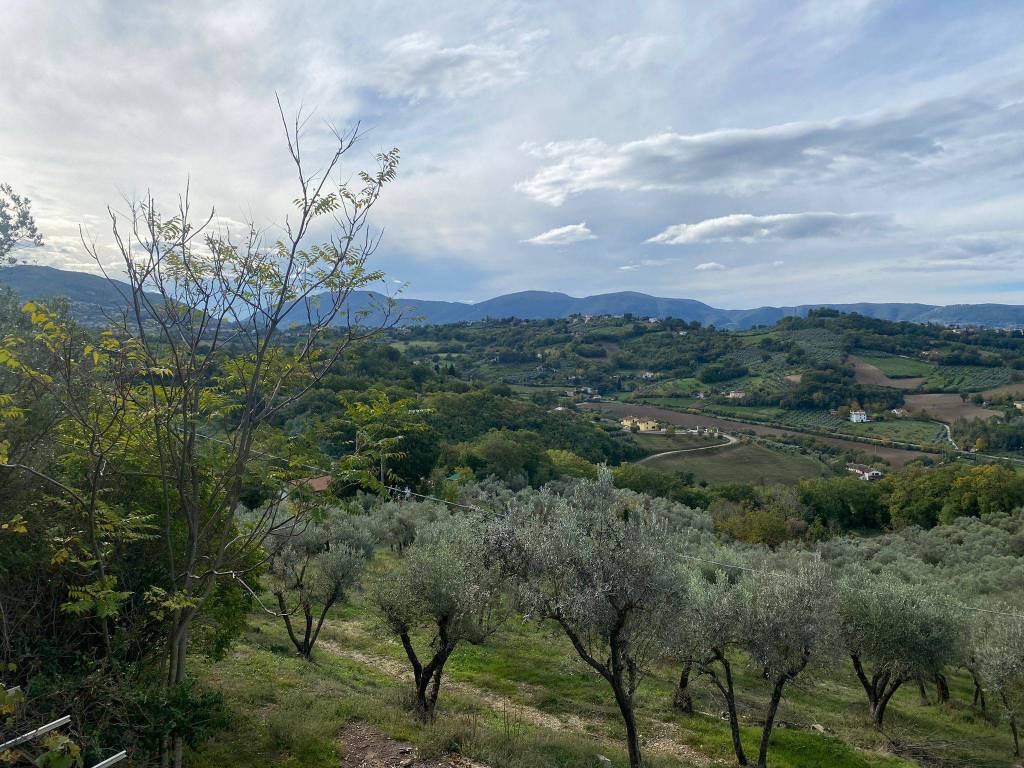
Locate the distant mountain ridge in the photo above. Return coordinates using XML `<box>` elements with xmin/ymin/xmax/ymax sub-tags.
<box><xmin>2</xmin><ymin>265</ymin><xmax>1023</xmax><ymax>330</ymax></box>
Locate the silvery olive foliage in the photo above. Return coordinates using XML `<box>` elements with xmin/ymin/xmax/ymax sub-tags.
<box><xmin>811</xmin><ymin>510</ymin><xmax>1024</xmax><ymax>606</ymax></box>
<box><xmin>739</xmin><ymin>561</ymin><xmax>838</xmax><ymax>768</ymax></box>
<box><xmin>977</xmin><ymin>614</ymin><xmax>1024</xmax><ymax>757</ymax></box>
<box><xmin>372</xmin><ymin>498</ymin><xmax>450</xmax><ymax>553</ymax></box>
<box><xmin>838</xmin><ymin>576</ymin><xmax>962</xmax><ymax>728</ymax></box>
<box><xmin>669</xmin><ymin>570</ymin><xmax>749</xmax><ymax>764</ymax></box>
<box><xmin>500</xmin><ymin>472</ymin><xmax>686</xmax><ymax>768</ymax></box>
<box><xmin>267</xmin><ymin>509</ymin><xmax>377</xmax><ymax>659</ymax></box>
<box><xmin>372</xmin><ymin>512</ymin><xmax>506</xmax><ymax>720</ymax></box>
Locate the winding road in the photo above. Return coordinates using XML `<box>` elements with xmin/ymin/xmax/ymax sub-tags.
<box><xmin>635</xmin><ymin>432</ymin><xmax>738</xmax><ymax>465</ymax></box>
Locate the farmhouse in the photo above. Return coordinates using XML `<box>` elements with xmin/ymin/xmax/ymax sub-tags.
<box><xmin>726</xmin><ymin>390</ymin><xmax>745</xmax><ymax>399</ymax></box>
<box><xmin>620</xmin><ymin>417</ymin><xmax>660</xmax><ymax>432</ymax></box>
<box><xmin>846</xmin><ymin>463</ymin><xmax>884</xmax><ymax>481</ymax></box>
<box><xmin>848</xmin><ymin>410</ymin><xmax>869</xmax><ymax>423</ymax></box>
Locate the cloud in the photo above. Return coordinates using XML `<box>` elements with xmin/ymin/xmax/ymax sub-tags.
<box><xmin>647</xmin><ymin>212</ymin><xmax>895</xmax><ymax>244</ymax></box>
<box><xmin>516</xmin><ymin>96</ymin><xmax>1023</xmax><ymax>205</ymax></box>
<box><xmin>523</xmin><ymin>222</ymin><xmax>596</xmax><ymax>246</ymax></box>
<box><xmin>694</xmin><ymin>261</ymin><xmax>727</xmax><ymax>271</ymax></box>
<box><xmin>376</xmin><ymin>29</ymin><xmax>546</xmax><ymax>102</ymax></box>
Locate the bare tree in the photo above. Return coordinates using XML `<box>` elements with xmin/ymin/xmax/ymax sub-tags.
<box><xmin>503</xmin><ymin>475</ymin><xmax>685</xmax><ymax>768</ymax></box>
<box><xmin>80</xmin><ymin>100</ymin><xmax>399</xmax><ymax>767</ymax></box>
<box><xmin>838</xmin><ymin>578</ymin><xmax>961</xmax><ymax>728</ymax></box>
<box><xmin>740</xmin><ymin>562</ymin><xmax>837</xmax><ymax>768</ymax></box>
<box><xmin>372</xmin><ymin>512</ymin><xmax>505</xmax><ymax>721</ymax></box>
<box><xmin>266</xmin><ymin>508</ymin><xmax>375</xmax><ymax>659</ymax></box>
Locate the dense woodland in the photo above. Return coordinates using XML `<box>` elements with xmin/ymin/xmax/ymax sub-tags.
<box><xmin>2</xmin><ymin>133</ymin><xmax>1024</xmax><ymax>768</ymax></box>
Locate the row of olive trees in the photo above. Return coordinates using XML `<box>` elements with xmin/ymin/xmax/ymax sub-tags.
<box><xmin>268</xmin><ymin>478</ymin><xmax>1023</xmax><ymax>766</ymax></box>
<box><xmin>364</xmin><ymin>481</ymin><xmax>1019</xmax><ymax>768</ymax></box>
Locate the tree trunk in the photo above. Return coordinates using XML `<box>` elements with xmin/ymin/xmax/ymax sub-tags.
<box><xmin>1001</xmin><ymin>692</ymin><xmax>1020</xmax><ymax>757</ymax></box>
<box><xmin>703</xmin><ymin>652</ymin><xmax>747</xmax><ymax>766</ymax></box>
<box><xmin>916</xmin><ymin>677</ymin><xmax>929</xmax><ymax>705</ymax></box>
<box><xmin>934</xmin><ymin>672</ymin><xmax>949</xmax><ymax>704</ymax></box>
<box><xmin>167</xmin><ymin>609</ymin><xmax>194</xmax><ymax>768</ymax></box>
<box><xmin>757</xmin><ymin>676</ymin><xmax>788</xmax><ymax>768</ymax></box>
<box><xmin>718</xmin><ymin>655</ymin><xmax>747</xmax><ymax>767</ymax></box>
<box><xmin>611</xmin><ymin>680</ymin><xmax>642</xmax><ymax>768</ymax></box>
<box><xmin>969</xmin><ymin>669</ymin><xmax>986</xmax><ymax>712</ymax></box>
<box><xmin>871</xmin><ymin>678</ymin><xmax>904</xmax><ymax>729</ymax></box>
<box><xmin>673</xmin><ymin>660</ymin><xmax>694</xmax><ymax>714</ymax></box>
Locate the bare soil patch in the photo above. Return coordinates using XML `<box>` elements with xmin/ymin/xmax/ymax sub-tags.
<box><xmin>982</xmin><ymin>381</ymin><xmax>1024</xmax><ymax>399</ymax></box>
<box><xmin>784</xmin><ymin>373</ymin><xmax>803</xmax><ymax>383</ymax></box>
<box><xmin>848</xmin><ymin>356</ymin><xmax>923</xmax><ymax>390</ymax></box>
<box><xmin>903</xmin><ymin>393</ymin><xmax>1000</xmax><ymax>423</ymax></box>
<box><xmin>340</xmin><ymin>721</ymin><xmax>487</xmax><ymax>767</ymax></box>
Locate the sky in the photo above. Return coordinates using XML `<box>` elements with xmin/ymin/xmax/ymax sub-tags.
<box><xmin>2</xmin><ymin>0</ymin><xmax>1023</xmax><ymax>308</ymax></box>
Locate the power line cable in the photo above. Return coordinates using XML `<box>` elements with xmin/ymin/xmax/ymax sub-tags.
<box><xmin>186</xmin><ymin>432</ymin><xmax>1024</xmax><ymax>621</ymax></box>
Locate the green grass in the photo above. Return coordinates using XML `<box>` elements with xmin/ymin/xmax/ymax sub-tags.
<box><xmin>854</xmin><ymin>354</ymin><xmax>935</xmax><ymax>378</ymax></box>
<box><xmin>923</xmin><ymin>366</ymin><xmax>1014</xmax><ymax>392</ymax></box>
<box><xmin>630</xmin><ymin>432</ymin><xmax>729</xmax><ymax>453</ymax></box>
<box><xmin>838</xmin><ymin>419</ymin><xmax>947</xmax><ymax>445</ymax></box>
<box><xmin>643</xmin><ymin>443</ymin><xmax>833</xmax><ymax>485</ymax></box>
<box><xmin>190</xmin><ymin>589</ymin><xmax>1017</xmax><ymax>768</ymax></box>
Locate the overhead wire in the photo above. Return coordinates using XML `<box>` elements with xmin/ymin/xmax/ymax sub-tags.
<box><xmin>185</xmin><ymin>433</ymin><xmax>1024</xmax><ymax>621</ymax></box>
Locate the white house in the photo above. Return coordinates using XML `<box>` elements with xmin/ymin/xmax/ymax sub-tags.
<box><xmin>847</xmin><ymin>463</ymin><xmax>884</xmax><ymax>481</ymax></box>
<box><xmin>849</xmin><ymin>410</ymin><xmax>869</xmax><ymax>423</ymax></box>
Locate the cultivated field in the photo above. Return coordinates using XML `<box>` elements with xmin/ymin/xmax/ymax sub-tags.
<box><xmin>642</xmin><ymin>442</ymin><xmax>833</xmax><ymax>485</ymax></box>
<box><xmin>903</xmin><ymin>393</ymin><xmax>1002</xmax><ymax>423</ymax></box>
<box><xmin>630</xmin><ymin>432</ymin><xmax>730</xmax><ymax>452</ymax></box>
<box><xmin>848</xmin><ymin>356</ymin><xmax>924</xmax><ymax>390</ymax></box>
<box><xmin>853</xmin><ymin>353</ymin><xmax>936</xmax><ymax>378</ymax></box>
<box><xmin>584</xmin><ymin>402</ymin><xmax>935</xmax><ymax>467</ymax></box>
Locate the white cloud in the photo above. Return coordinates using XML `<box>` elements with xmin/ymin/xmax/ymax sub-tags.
<box><xmin>516</xmin><ymin>96</ymin><xmax>1024</xmax><ymax>205</ymax></box>
<box><xmin>376</xmin><ymin>29</ymin><xmax>546</xmax><ymax>102</ymax></box>
<box><xmin>523</xmin><ymin>222</ymin><xmax>596</xmax><ymax>246</ymax></box>
<box><xmin>695</xmin><ymin>261</ymin><xmax>727</xmax><ymax>271</ymax></box>
<box><xmin>648</xmin><ymin>212</ymin><xmax>895</xmax><ymax>244</ymax></box>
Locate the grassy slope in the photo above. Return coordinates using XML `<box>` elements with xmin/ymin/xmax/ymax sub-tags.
<box><xmin>631</xmin><ymin>432</ymin><xmax>729</xmax><ymax>452</ymax></box>
<box><xmin>854</xmin><ymin>355</ymin><xmax>936</xmax><ymax>378</ymax></box>
<box><xmin>191</xmin><ymin>597</ymin><xmax>1016</xmax><ymax>768</ymax></box>
<box><xmin>644</xmin><ymin>443</ymin><xmax>833</xmax><ymax>485</ymax></box>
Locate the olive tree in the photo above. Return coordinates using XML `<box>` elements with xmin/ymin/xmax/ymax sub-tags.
<box><xmin>838</xmin><ymin>578</ymin><xmax>961</xmax><ymax>728</ymax></box>
<box><xmin>266</xmin><ymin>509</ymin><xmax>375</xmax><ymax>659</ymax></box>
<box><xmin>503</xmin><ymin>476</ymin><xmax>685</xmax><ymax>768</ymax></box>
<box><xmin>740</xmin><ymin>562</ymin><xmax>838</xmax><ymax>768</ymax></box>
<box><xmin>977</xmin><ymin>614</ymin><xmax>1024</xmax><ymax>757</ymax></box>
<box><xmin>372</xmin><ymin>512</ymin><xmax>505</xmax><ymax>721</ymax></box>
<box><xmin>669</xmin><ymin>570</ymin><xmax>749</xmax><ymax>765</ymax></box>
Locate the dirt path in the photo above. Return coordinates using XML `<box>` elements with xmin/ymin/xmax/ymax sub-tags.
<box><xmin>340</xmin><ymin>721</ymin><xmax>487</xmax><ymax>767</ymax></box>
<box><xmin>636</xmin><ymin>433</ymin><xmax>738</xmax><ymax>465</ymax></box>
<box><xmin>585</xmin><ymin>402</ymin><xmax>933</xmax><ymax>467</ymax></box>
<box><xmin>319</xmin><ymin>637</ymin><xmax>712</xmax><ymax>766</ymax></box>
